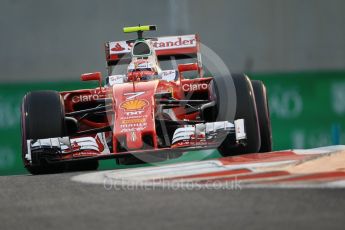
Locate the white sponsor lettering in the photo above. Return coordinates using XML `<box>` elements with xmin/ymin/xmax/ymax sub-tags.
<box><xmin>120</xmin><ymin>122</ymin><xmax>148</xmax><ymax>133</ymax></box>
<box><xmin>108</xmin><ymin>75</ymin><xmax>126</xmax><ymax>85</ymax></box>
<box><xmin>123</xmin><ymin>92</ymin><xmax>145</xmax><ymax>100</ymax></box>
<box><xmin>109</xmin><ymin>35</ymin><xmax>197</xmax><ymax>54</ymax></box>
<box><xmin>124</xmin><ymin>110</ymin><xmax>145</xmax><ymax>116</ymax></box>
<box><xmin>152</xmin><ymin>37</ymin><xmax>196</xmax><ymax>49</ymax></box>
<box><xmin>137</xmin><ymin>62</ymin><xmax>149</xmax><ymax>68</ymax></box>
<box><xmin>160</xmin><ymin>70</ymin><xmax>177</xmax><ymax>82</ymax></box>
<box><xmin>182</xmin><ymin>83</ymin><xmax>208</xmax><ymax>92</ymax></box>
<box><xmin>72</xmin><ymin>94</ymin><xmax>100</xmax><ymax>103</ymax></box>
<box><xmin>130</xmin><ymin>132</ymin><xmax>137</xmax><ymax>142</ymax></box>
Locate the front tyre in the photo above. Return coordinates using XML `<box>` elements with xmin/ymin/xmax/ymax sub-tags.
<box><xmin>214</xmin><ymin>74</ymin><xmax>261</xmax><ymax>156</ymax></box>
<box><xmin>21</xmin><ymin>91</ymin><xmax>67</xmax><ymax>174</ymax></box>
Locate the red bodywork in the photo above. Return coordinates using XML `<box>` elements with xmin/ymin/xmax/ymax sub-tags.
<box><xmin>46</xmin><ymin>33</ymin><xmax>217</xmax><ymax>161</ymax></box>
<box><xmin>60</xmin><ymin>75</ymin><xmax>213</xmax><ymax>160</ymax></box>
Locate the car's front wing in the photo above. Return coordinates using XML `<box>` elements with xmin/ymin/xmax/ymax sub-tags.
<box><xmin>24</xmin><ymin>119</ymin><xmax>247</xmax><ymax>165</ymax></box>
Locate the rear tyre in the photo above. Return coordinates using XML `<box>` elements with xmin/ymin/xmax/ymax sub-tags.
<box><xmin>21</xmin><ymin>91</ymin><xmax>67</xmax><ymax>174</ymax></box>
<box><xmin>251</xmin><ymin>80</ymin><xmax>273</xmax><ymax>152</ymax></box>
<box><xmin>214</xmin><ymin>74</ymin><xmax>261</xmax><ymax>156</ymax></box>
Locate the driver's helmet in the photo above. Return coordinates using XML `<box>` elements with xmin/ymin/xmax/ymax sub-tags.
<box><xmin>127</xmin><ymin>59</ymin><xmax>159</xmax><ymax>81</ymax></box>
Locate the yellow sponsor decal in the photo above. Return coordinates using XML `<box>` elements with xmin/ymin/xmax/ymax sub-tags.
<box><xmin>121</xmin><ymin>118</ymin><xmax>146</xmax><ymax>124</ymax></box>
<box><xmin>120</xmin><ymin>99</ymin><xmax>148</xmax><ymax>111</ymax></box>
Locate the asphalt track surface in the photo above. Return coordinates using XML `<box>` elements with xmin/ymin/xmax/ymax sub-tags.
<box><xmin>0</xmin><ymin>172</ymin><xmax>345</xmax><ymax>230</ymax></box>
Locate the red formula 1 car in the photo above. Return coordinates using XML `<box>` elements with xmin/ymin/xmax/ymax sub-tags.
<box><xmin>21</xmin><ymin>25</ymin><xmax>272</xmax><ymax>174</ymax></box>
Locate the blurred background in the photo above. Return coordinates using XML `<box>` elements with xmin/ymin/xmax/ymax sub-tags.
<box><xmin>1</xmin><ymin>0</ymin><xmax>345</xmax><ymax>175</ymax></box>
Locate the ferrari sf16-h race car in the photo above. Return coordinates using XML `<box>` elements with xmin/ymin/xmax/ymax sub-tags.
<box><xmin>21</xmin><ymin>25</ymin><xmax>272</xmax><ymax>174</ymax></box>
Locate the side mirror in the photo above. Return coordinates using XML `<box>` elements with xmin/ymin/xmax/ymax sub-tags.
<box><xmin>81</xmin><ymin>72</ymin><xmax>102</xmax><ymax>89</ymax></box>
<box><xmin>178</xmin><ymin>63</ymin><xmax>198</xmax><ymax>73</ymax></box>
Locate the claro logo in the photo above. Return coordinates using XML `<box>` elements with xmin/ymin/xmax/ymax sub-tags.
<box><xmin>182</xmin><ymin>83</ymin><xmax>208</xmax><ymax>92</ymax></box>
<box><xmin>72</xmin><ymin>94</ymin><xmax>100</xmax><ymax>103</ymax></box>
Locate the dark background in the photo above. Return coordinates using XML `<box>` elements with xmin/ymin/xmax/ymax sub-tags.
<box><xmin>0</xmin><ymin>0</ymin><xmax>345</xmax><ymax>174</ymax></box>
<box><xmin>1</xmin><ymin>0</ymin><xmax>344</xmax><ymax>82</ymax></box>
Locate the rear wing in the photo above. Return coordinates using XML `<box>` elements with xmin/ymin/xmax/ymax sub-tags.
<box><xmin>105</xmin><ymin>34</ymin><xmax>200</xmax><ymax>65</ymax></box>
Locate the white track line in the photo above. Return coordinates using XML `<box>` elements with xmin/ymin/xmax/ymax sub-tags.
<box><xmin>71</xmin><ymin>145</ymin><xmax>345</xmax><ymax>189</ymax></box>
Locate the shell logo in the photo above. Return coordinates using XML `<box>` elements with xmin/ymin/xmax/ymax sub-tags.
<box><xmin>120</xmin><ymin>99</ymin><xmax>148</xmax><ymax>111</ymax></box>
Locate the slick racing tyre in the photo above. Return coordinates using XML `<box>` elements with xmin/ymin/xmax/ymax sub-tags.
<box><xmin>22</xmin><ymin>91</ymin><xmax>66</xmax><ymax>139</ymax></box>
<box><xmin>251</xmin><ymin>80</ymin><xmax>273</xmax><ymax>152</ymax></box>
<box><xmin>21</xmin><ymin>90</ymin><xmax>67</xmax><ymax>174</ymax></box>
<box><xmin>213</xmin><ymin>74</ymin><xmax>261</xmax><ymax>156</ymax></box>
